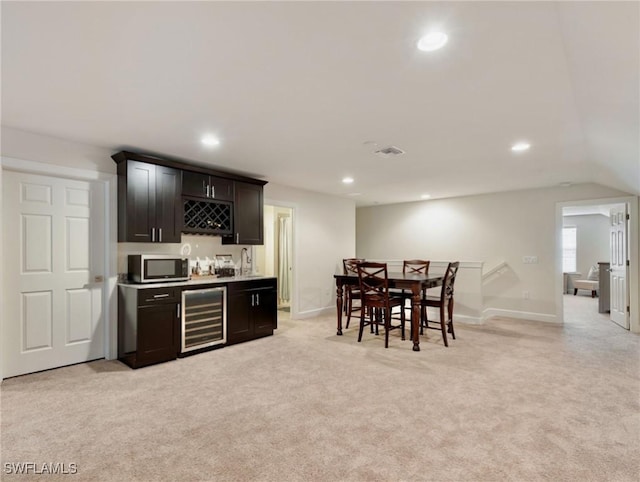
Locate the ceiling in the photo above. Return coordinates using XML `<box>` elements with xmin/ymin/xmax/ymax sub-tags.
<box><xmin>2</xmin><ymin>2</ymin><xmax>638</xmax><ymax>206</ymax></box>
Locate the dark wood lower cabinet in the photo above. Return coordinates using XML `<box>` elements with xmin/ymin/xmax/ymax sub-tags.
<box><xmin>137</xmin><ymin>304</ymin><xmax>179</xmax><ymax>366</ymax></box>
<box><xmin>118</xmin><ymin>278</ymin><xmax>277</xmax><ymax>369</ymax></box>
<box><xmin>118</xmin><ymin>286</ymin><xmax>179</xmax><ymax>368</ymax></box>
<box><xmin>227</xmin><ymin>279</ymin><xmax>277</xmax><ymax>345</ymax></box>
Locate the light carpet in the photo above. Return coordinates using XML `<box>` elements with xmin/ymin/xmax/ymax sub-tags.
<box><xmin>1</xmin><ymin>295</ymin><xmax>638</xmax><ymax>481</ymax></box>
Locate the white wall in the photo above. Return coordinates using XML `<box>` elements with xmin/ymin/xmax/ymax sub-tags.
<box><xmin>563</xmin><ymin>214</ymin><xmax>610</xmax><ymax>277</ymax></box>
<box><xmin>255</xmin><ymin>205</ymin><xmax>275</xmax><ymax>277</ymax></box>
<box><xmin>1</xmin><ymin>126</ymin><xmax>115</xmax><ymax>174</ymax></box>
<box><xmin>117</xmin><ymin>235</ymin><xmax>248</xmax><ymax>276</ymax></box>
<box><xmin>264</xmin><ymin>182</ymin><xmax>356</xmax><ymax>318</ymax></box>
<box><xmin>357</xmin><ymin>183</ymin><xmax>632</xmax><ymax>322</ymax></box>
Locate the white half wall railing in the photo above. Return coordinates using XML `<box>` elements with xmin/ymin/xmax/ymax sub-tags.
<box><xmin>482</xmin><ymin>260</ymin><xmax>509</xmax><ymax>284</ymax></box>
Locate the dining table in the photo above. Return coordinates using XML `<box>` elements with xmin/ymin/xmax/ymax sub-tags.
<box><xmin>333</xmin><ymin>272</ymin><xmax>443</xmax><ymax>351</ymax></box>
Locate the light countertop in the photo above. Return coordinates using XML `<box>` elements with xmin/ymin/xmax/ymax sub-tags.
<box><xmin>119</xmin><ymin>274</ymin><xmax>275</xmax><ymax>289</ymax></box>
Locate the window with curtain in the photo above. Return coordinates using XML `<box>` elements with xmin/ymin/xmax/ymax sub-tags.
<box><xmin>562</xmin><ymin>226</ymin><xmax>577</xmax><ymax>272</ymax></box>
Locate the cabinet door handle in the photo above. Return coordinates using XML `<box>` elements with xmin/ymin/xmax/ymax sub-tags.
<box><xmin>151</xmin><ymin>228</ymin><xmax>156</xmax><ymax>242</ymax></box>
<box><xmin>211</xmin><ymin>185</ymin><xmax>215</xmax><ymax>198</ymax></box>
<box><xmin>154</xmin><ymin>293</ymin><xmax>170</xmax><ymax>298</ymax></box>
<box><xmin>256</xmin><ymin>293</ymin><xmax>260</xmax><ymax>306</ymax></box>
<box><xmin>251</xmin><ymin>294</ymin><xmax>255</xmax><ymax>307</ymax></box>
<box><xmin>236</xmin><ymin>233</ymin><xmax>239</xmax><ymax>243</ymax></box>
<box><xmin>206</xmin><ymin>185</ymin><xmax>210</xmax><ymax>198</ymax></box>
<box><xmin>177</xmin><ymin>303</ymin><xmax>181</xmax><ymax>317</ymax></box>
<box><xmin>159</xmin><ymin>228</ymin><xmax>162</xmax><ymax>242</ymax></box>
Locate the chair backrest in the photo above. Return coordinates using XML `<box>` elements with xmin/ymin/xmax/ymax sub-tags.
<box><xmin>403</xmin><ymin>259</ymin><xmax>430</xmax><ymax>275</ymax></box>
<box><xmin>343</xmin><ymin>258</ymin><xmax>365</xmax><ymax>275</ymax></box>
<box><xmin>356</xmin><ymin>262</ymin><xmax>390</xmax><ymax>305</ymax></box>
<box><xmin>440</xmin><ymin>262</ymin><xmax>460</xmax><ymax>301</ymax></box>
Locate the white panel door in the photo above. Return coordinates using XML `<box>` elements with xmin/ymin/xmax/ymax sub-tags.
<box><xmin>3</xmin><ymin>171</ymin><xmax>105</xmax><ymax>377</ymax></box>
<box><xmin>609</xmin><ymin>205</ymin><xmax>629</xmax><ymax>329</ymax></box>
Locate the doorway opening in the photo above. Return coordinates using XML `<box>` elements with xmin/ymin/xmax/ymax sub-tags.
<box><xmin>560</xmin><ymin>202</ymin><xmax>629</xmax><ymax>330</ymax></box>
<box><xmin>254</xmin><ymin>205</ymin><xmax>293</xmax><ymax>314</ymax></box>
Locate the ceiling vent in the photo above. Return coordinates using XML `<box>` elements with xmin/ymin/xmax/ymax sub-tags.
<box><xmin>374</xmin><ymin>146</ymin><xmax>405</xmax><ymax>157</ymax></box>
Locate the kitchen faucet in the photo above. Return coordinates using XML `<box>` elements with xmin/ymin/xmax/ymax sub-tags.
<box><xmin>240</xmin><ymin>248</ymin><xmax>251</xmax><ymax>275</ymax></box>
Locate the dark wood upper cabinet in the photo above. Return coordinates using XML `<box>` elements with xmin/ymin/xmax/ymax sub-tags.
<box><xmin>182</xmin><ymin>171</ymin><xmax>233</xmax><ymax>202</ymax></box>
<box><xmin>155</xmin><ymin>165</ymin><xmax>182</xmax><ymax>242</ymax></box>
<box><xmin>113</xmin><ymin>151</ymin><xmax>266</xmax><ymax>244</ymax></box>
<box><xmin>223</xmin><ymin>181</ymin><xmax>264</xmax><ymax>245</ymax></box>
<box><xmin>117</xmin><ymin>160</ymin><xmax>181</xmax><ymax>243</ymax></box>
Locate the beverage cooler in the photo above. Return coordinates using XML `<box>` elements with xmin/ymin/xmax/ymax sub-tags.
<box><xmin>181</xmin><ymin>287</ymin><xmax>226</xmax><ymax>353</ymax></box>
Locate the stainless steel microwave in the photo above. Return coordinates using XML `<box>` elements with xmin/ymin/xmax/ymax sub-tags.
<box><xmin>128</xmin><ymin>255</ymin><xmax>190</xmax><ymax>283</ymax></box>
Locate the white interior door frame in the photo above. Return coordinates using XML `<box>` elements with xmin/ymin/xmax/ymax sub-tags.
<box><xmin>555</xmin><ymin>196</ymin><xmax>639</xmax><ymax>333</ymax></box>
<box><xmin>264</xmin><ymin>198</ymin><xmax>298</xmax><ymax>319</ymax></box>
<box><xmin>0</xmin><ymin>157</ymin><xmax>117</xmax><ymax>380</ymax></box>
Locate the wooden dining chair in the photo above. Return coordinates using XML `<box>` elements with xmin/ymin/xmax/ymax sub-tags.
<box><xmin>343</xmin><ymin>258</ymin><xmax>365</xmax><ymax>328</ymax></box>
<box><xmin>390</xmin><ymin>260</ymin><xmax>430</xmax><ymax>338</ymax></box>
<box><xmin>421</xmin><ymin>261</ymin><xmax>459</xmax><ymax>347</ymax></box>
<box><xmin>356</xmin><ymin>262</ymin><xmax>406</xmax><ymax>348</ymax></box>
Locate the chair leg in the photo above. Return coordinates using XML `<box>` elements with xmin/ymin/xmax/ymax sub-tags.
<box><xmin>346</xmin><ymin>293</ymin><xmax>356</xmax><ymax>329</ymax></box>
<box><xmin>591</xmin><ymin>290</ymin><xmax>596</xmax><ymax>298</ymax></box>
<box><xmin>421</xmin><ymin>305</ymin><xmax>427</xmax><ymax>335</ymax></box>
<box><xmin>401</xmin><ymin>304</ymin><xmax>406</xmax><ymax>341</ymax></box>
<box><xmin>574</xmin><ymin>288</ymin><xmax>577</xmax><ymax>296</ymax></box>
<box><xmin>384</xmin><ymin>308</ymin><xmax>390</xmax><ymax>348</ymax></box>
<box><xmin>440</xmin><ymin>304</ymin><xmax>449</xmax><ymax>347</ymax></box>
<box><xmin>370</xmin><ymin>307</ymin><xmax>375</xmax><ymax>333</ymax></box>
<box><xmin>357</xmin><ymin>307</ymin><xmax>365</xmax><ymax>343</ymax></box>
<box><xmin>448</xmin><ymin>298</ymin><xmax>456</xmax><ymax>340</ymax></box>
<box><xmin>343</xmin><ymin>290</ymin><xmax>349</xmax><ymax>315</ymax></box>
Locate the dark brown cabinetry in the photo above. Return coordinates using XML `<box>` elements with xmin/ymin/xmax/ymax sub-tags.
<box><xmin>183</xmin><ymin>171</ymin><xmax>233</xmax><ymax>201</ymax></box>
<box><xmin>116</xmin><ymin>160</ymin><xmax>182</xmax><ymax>243</ymax></box>
<box><xmin>223</xmin><ymin>181</ymin><xmax>264</xmax><ymax>245</ymax></box>
<box><xmin>227</xmin><ymin>279</ymin><xmax>277</xmax><ymax>345</ymax></box>
<box><xmin>118</xmin><ymin>286</ymin><xmax>180</xmax><ymax>368</ymax></box>
<box><xmin>113</xmin><ymin>151</ymin><xmax>266</xmax><ymax>245</ymax></box>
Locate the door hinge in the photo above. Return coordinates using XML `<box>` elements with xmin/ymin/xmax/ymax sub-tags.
<box><xmin>626</xmin><ymin>213</ymin><xmax>630</xmax><ymax>220</ymax></box>
<box><xmin>627</xmin><ymin>306</ymin><xmax>631</xmax><ymax>314</ymax></box>
<box><xmin>627</xmin><ymin>260</ymin><xmax>630</xmax><ymax>267</ymax></box>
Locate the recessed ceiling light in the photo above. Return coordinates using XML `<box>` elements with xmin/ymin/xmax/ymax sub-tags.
<box><xmin>342</xmin><ymin>177</ymin><xmax>354</xmax><ymax>184</ymax></box>
<box><xmin>421</xmin><ymin>194</ymin><xmax>431</xmax><ymax>200</ymax></box>
<box><xmin>201</xmin><ymin>135</ymin><xmax>220</xmax><ymax>147</ymax></box>
<box><xmin>511</xmin><ymin>142</ymin><xmax>531</xmax><ymax>152</ymax></box>
<box><xmin>417</xmin><ymin>32</ymin><xmax>448</xmax><ymax>52</ymax></box>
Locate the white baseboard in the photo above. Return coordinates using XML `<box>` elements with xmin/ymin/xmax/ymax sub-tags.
<box><xmin>293</xmin><ymin>306</ymin><xmax>335</xmax><ymax>320</ymax></box>
<box><xmin>482</xmin><ymin>308</ymin><xmax>559</xmax><ymax>324</ymax></box>
<box><xmin>453</xmin><ymin>314</ymin><xmax>483</xmax><ymax>324</ymax></box>
<box><xmin>291</xmin><ymin>306</ymin><xmax>558</xmax><ymax>325</ymax></box>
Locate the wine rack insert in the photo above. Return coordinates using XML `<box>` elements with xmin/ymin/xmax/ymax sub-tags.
<box><xmin>183</xmin><ymin>198</ymin><xmax>233</xmax><ymax>235</ymax></box>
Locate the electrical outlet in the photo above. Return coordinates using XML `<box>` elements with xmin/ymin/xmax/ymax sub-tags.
<box><xmin>523</xmin><ymin>291</ymin><xmax>530</xmax><ymax>299</ymax></box>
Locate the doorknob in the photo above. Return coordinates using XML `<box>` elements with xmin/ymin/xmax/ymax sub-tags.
<box><xmin>94</xmin><ymin>275</ymin><xmax>104</xmax><ymax>283</ymax></box>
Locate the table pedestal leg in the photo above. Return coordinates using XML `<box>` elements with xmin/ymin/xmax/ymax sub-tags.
<box><xmin>412</xmin><ymin>289</ymin><xmax>421</xmax><ymax>351</ymax></box>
